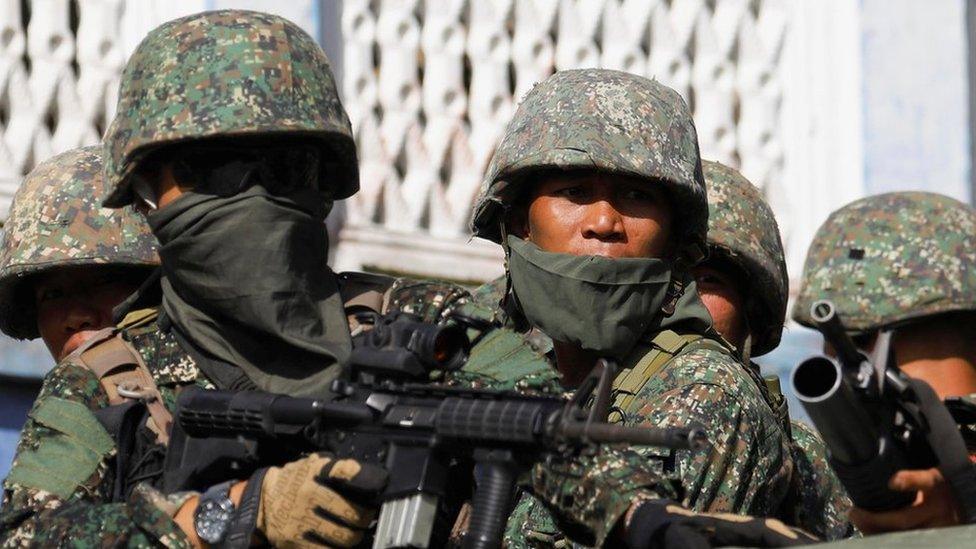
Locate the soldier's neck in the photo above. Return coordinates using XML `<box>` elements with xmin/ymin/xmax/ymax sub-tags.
<box><xmin>552</xmin><ymin>340</ymin><xmax>599</xmax><ymax>389</ymax></box>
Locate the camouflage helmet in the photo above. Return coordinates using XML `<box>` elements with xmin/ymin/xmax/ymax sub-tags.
<box><xmin>793</xmin><ymin>192</ymin><xmax>976</xmax><ymax>333</ymax></box>
<box><xmin>470</xmin><ymin>69</ymin><xmax>707</xmax><ymax>260</ymax></box>
<box><xmin>103</xmin><ymin>10</ymin><xmax>358</xmax><ymax>208</ymax></box>
<box><xmin>702</xmin><ymin>160</ymin><xmax>788</xmax><ymax>356</ymax></box>
<box><xmin>0</xmin><ymin>146</ymin><xmax>159</xmax><ymax>339</ymax></box>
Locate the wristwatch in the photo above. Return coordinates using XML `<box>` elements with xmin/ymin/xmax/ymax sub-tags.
<box><xmin>194</xmin><ymin>481</ymin><xmax>237</xmax><ymax>544</ymax></box>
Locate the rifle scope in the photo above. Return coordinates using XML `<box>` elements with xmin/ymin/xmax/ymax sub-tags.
<box><xmin>355</xmin><ymin>313</ymin><xmax>470</xmax><ymax>375</ymax></box>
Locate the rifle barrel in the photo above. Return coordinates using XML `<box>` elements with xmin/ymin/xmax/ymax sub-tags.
<box><xmin>560</xmin><ymin>423</ymin><xmax>707</xmax><ymax>450</ymax></box>
<box><xmin>810</xmin><ymin>300</ymin><xmax>863</xmax><ymax>368</ymax></box>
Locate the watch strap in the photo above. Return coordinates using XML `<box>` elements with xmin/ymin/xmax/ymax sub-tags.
<box><xmin>200</xmin><ymin>480</ymin><xmax>234</xmax><ymax>503</ymax></box>
<box><xmin>221</xmin><ymin>468</ymin><xmax>268</xmax><ymax>549</ymax></box>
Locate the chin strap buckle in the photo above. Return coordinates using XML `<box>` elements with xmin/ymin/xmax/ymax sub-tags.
<box><xmin>661</xmin><ymin>278</ymin><xmax>685</xmax><ymax>317</ymax></box>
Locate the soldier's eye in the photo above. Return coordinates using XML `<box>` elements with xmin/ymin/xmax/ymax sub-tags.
<box><xmin>36</xmin><ymin>287</ymin><xmax>65</xmax><ymax>303</ymax></box>
<box><xmin>622</xmin><ymin>188</ymin><xmax>654</xmax><ymax>202</ymax></box>
<box><xmin>696</xmin><ymin>273</ymin><xmax>720</xmax><ymax>285</ymax></box>
<box><xmin>556</xmin><ymin>186</ymin><xmax>585</xmax><ymax>198</ymax></box>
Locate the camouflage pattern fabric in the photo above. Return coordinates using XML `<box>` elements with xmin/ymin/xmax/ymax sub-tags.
<box><xmin>793</xmin><ymin>192</ymin><xmax>976</xmax><ymax>332</ymax></box>
<box><xmin>0</xmin><ymin>145</ymin><xmax>158</xmax><ymax>340</ymax></box>
<box><xmin>787</xmin><ymin>420</ymin><xmax>855</xmax><ymax>540</ymax></box>
<box><xmin>469</xmin><ymin>275</ymin><xmax>507</xmax><ymax>319</ymax></box>
<box><xmin>0</xmin><ymin>317</ymin><xmax>200</xmax><ymax>547</ymax></box>
<box><xmin>527</xmin><ymin>447</ymin><xmax>682</xmax><ymax>546</ymax></box>
<box><xmin>702</xmin><ymin>160</ymin><xmax>788</xmax><ymax>356</ymax></box>
<box><xmin>0</xmin><ymin>278</ymin><xmax>478</xmax><ymax>546</ymax></box>
<box><xmin>103</xmin><ymin>10</ymin><xmax>358</xmax><ymax>207</ymax></box>
<box><xmin>472</xmin><ymin>282</ymin><xmax>852</xmax><ymax>544</ymax></box>
<box><xmin>388</xmin><ymin>277</ymin><xmax>473</xmax><ymax>324</ymax></box>
<box><xmin>470</xmin><ymin>69</ymin><xmax>708</xmax><ymax>261</ymax></box>
<box><xmin>503</xmin><ymin>337</ymin><xmax>795</xmax><ymax>546</ymax></box>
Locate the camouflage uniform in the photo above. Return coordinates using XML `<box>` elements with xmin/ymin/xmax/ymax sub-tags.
<box><xmin>0</xmin><ymin>146</ymin><xmax>158</xmax><ymax>340</ymax></box>
<box><xmin>699</xmin><ymin>160</ymin><xmax>787</xmax><ymax>357</ymax></box>
<box><xmin>467</xmin><ymin>69</ymin><xmax>796</xmax><ymax>546</ymax></box>
<box><xmin>0</xmin><ymin>146</ymin><xmax>163</xmax><ymax>545</ymax></box>
<box><xmin>0</xmin><ymin>11</ymin><xmax>474</xmax><ymax>546</ymax></box>
<box><xmin>702</xmin><ymin>160</ymin><xmax>852</xmax><ymax>539</ymax></box>
<box><xmin>470</xmin><ymin>159</ymin><xmax>852</xmax><ymax>542</ymax></box>
<box><xmin>792</xmin><ymin>191</ymin><xmax>976</xmax><ymax>532</ymax></box>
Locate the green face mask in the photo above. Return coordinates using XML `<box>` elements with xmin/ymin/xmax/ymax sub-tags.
<box><xmin>147</xmin><ymin>183</ymin><xmax>350</xmax><ymax>397</ymax></box>
<box><xmin>507</xmin><ymin>235</ymin><xmax>678</xmax><ymax>359</ymax></box>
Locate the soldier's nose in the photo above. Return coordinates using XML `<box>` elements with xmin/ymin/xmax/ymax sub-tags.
<box><xmin>63</xmin><ymin>303</ymin><xmax>101</xmax><ymax>333</ymax></box>
<box><xmin>581</xmin><ymin>201</ymin><xmax>626</xmax><ymax>242</ymax></box>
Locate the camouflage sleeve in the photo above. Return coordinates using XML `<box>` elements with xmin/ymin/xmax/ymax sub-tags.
<box><xmin>0</xmin><ymin>360</ymin><xmax>190</xmax><ymax>547</ymax></box>
<box><xmin>514</xmin><ymin>347</ymin><xmax>794</xmax><ymax>546</ymax></box>
<box><xmin>787</xmin><ymin>420</ymin><xmax>855</xmax><ymax>540</ymax></box>
<box><xmin>626</xmin><ymin>347</ymin><xmax>794</xmax><ymax>517</ymax></box>
<box><xmin>525</xmin><ymin>447</ymin><xmax>682</xmax><ymax>546</ymax></box>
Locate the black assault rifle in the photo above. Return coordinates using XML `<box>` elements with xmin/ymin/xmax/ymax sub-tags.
<box><xmin>790</xmin><ymin>300</ymin><xmax>976</xmax><ymax>518</ymax></box>
<box><xmin>164</xmin><ymin>313</ymin><xmax>707</xmax><ymax>549</ymax></box>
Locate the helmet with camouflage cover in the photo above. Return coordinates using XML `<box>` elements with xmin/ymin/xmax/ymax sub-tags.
<box><xmin>0</xmin><ymin>146</ymin><xmax>159</xmax><ymax>339</ymax></box>
<box><xmin>470</xmin><ymin>69</ymin><xmax>708</xmax><ymax>261</ymax></box>
<box><xmin>703</xmin><ymin>160</ymin><xmax>788</xmax><ymax>356</ymax></box>
<box><xmin>102</xmin><ymin>9</ymin><xmax>357</xmax><ymax>208</ymax></box>
<box><xmin>793</xmin><ymin>192</ymin><xmax>976</xmax><ymax>333</ymax></box>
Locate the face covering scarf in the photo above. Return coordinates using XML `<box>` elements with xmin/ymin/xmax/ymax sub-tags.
<box><xmin>146</xmin><ymin>184</ymin><xmax>350</xmax><ymax>397</ymax></box>
<box><xmin>507</xmin><ymin>235</ymin><xmax>684</xmax><ymax>360</ymax></box>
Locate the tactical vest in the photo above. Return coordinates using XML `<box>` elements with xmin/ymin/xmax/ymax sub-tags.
<box><xmin>501</xmin><ymin>330</ymin><xmax>743</xmax><ymax>547</ymax></box>
<box><xmin>75</xmin><ymin>271</ymin><xmax>471</xmax><ymax>501</ymax></box>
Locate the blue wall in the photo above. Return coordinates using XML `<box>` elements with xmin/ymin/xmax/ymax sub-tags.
<box><xmin>861</xmin><ymin>0</ymin><xmax>971</xmax><ymax>201</ymax></box>
<box><xmin>0</xmin><ymin>337</ymin><xmax>50</xmax><ymax>481</ymax></box>
<box><xmin>0</xmin><ymin>379</ymin><xmax>39</xmax><ymax>480</ymax></box>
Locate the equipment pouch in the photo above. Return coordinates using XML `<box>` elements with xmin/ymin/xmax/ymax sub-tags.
<box><xmin>6</xmin><ymin>397</ymin><xmax>114</xmax><ymax>498</ymax></box>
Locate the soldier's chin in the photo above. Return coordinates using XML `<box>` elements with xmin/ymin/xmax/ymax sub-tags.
<box><xmin>60</xmin><ymin>330</ymin><xmax>100</xmax><ymax>361</ymax></box>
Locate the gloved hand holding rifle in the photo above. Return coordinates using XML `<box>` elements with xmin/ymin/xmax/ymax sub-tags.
<box><xmin>790</xmin><ymin>300</ymin><xmax>976</xmax><ymax>526</ymax></box>
<box><xmin>165</xmin><ymin>312</ymin><xmax>706</xmax><ymax>548</ymax></box>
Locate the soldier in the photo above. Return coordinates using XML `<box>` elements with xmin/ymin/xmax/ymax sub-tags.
<box><xmin>0</xmin><ymin>146</ymin><xmax>158</xmax><ymax>362</ymax></box>
<box><xmin>467</xmin><ymin>68</ymin><xmax>796</xmax><ymax>546</ymax></box>
<box><xmin>693</xmin><ymin>160</ymin><xmax>852</xmax><ymax>540</ymax></box>
<box><xmin>0</xmin><ymin>11</ymin><xmax>397</xmax><ymax>547</ymax></box>
<box><xmin>467</xmin><ymin>159</ymin><xmax>852</xmax><ymax>542</ymax></box>
<box><xmin>792</xmin><ymin>191</ymin><xmax>976</xmax><ymax>534</ymax></box>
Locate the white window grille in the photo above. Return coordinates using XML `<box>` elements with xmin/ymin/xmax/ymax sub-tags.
<box><xmin>333</xmin><ymin>0</ymin><xmax>801</xmax><ymax>282</ymax></box>
<box><xmin>0</xmin><ymin>0</ymin><xmax>864</xmax><ymax>286</ymax></box>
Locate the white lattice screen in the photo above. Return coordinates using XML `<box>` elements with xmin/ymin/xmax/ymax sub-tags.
<box><xmin>334</xmin><ymin>0</ymin><xmax>790</xmax><ymax>281</ymax></box>
<box><xmin>0</xmin><ymin>0</ymin><xmax>218</xmax><ymax>218</ymax></box>
<box><xmin>0</xmin><ymin>0</ymin><xmax>818</xmax><ymax>285</ymax></box>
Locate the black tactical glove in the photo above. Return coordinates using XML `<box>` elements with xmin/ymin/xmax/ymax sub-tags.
<box><xmin>625</xmin><ymin>498</ymin><xmax>819</xmax><ymax>548</ymax></box>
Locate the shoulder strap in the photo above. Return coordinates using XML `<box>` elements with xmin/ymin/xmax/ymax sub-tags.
<box><xmin>117</xmin><ymin>307</ymin><xmax>159</xmax><ymax>330</ymax></box>
<box><xmin>612</xmin><ymin>330</ymin><xmax>710</xmax><ymax>413</ymax></box>
<box><xmin>72</xmin><ymin>329</ymin><xmax>172</xmax><ymax>445</ymax></box>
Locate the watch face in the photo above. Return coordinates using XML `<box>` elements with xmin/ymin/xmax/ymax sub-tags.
<box><xmin>195</xmin><ymin>497</ymin><xmax>235</xmax><ymax>544</ymax></box>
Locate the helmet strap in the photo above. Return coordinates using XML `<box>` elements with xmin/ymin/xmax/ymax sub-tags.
<box><xmin>740</xmin><ymin>331</ymin><xmax>753</xmax><ymax>366</ymax></box>
<box><xmin>499</xmin><ymin>217</ymin><xmax>532</xmax><ymax>332</ymax></box>
<box><xmin>661</xmin><ymin>255</ymin><xmax>692</xmax><ymax>317</ymax></box>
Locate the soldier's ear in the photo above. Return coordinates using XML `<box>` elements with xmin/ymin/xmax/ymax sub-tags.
<box><xmin>504</xmin><ymin>203</ymin><xmax>530</xmax><ymax>239</ymax></box>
